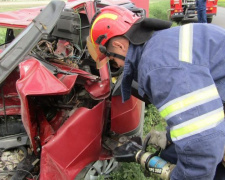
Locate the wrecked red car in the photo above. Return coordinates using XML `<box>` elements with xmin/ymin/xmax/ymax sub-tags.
<box><xmin>0</xmin><ymin>0</ymin><xmax>147</xmax><ymax>179</ymax></box>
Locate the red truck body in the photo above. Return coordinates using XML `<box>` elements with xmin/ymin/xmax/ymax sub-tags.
<box><xmin>170</xmin><ymin>0</ymin><xmax>218</xmax><ymax>23</ymax></box>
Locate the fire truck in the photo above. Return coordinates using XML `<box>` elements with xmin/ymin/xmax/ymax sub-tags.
<box><xmin>169</xmin><ymin>0</ymin><xmax>218</xmax><ymax>23</ymax></box>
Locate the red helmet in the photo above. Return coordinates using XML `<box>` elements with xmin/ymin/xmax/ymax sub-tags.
<box><xmin>87</xmin><ymin>5</ymin><xmax>141</xmax><ymax>68</ymax></box>
<box><xmin>87</xmin><ymin>5</ymin><xmax>172</xmax><ymax>68</ymax></box>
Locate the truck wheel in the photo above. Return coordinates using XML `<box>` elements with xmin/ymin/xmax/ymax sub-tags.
<box><xmin>75</xmin><ymin>158</ymin><xmax>118</xmax><ymax>180</ymax></box>
<box><xmin>207</xmin><ymin>17</ymin><xmax>213</xmax><ymax>23</ymax></box>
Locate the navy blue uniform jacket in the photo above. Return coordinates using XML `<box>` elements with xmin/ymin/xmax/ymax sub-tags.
<box><xmin>121</xmin><ymin>23</ymin><xmax>225</xmax><ymax>179</ymax></box>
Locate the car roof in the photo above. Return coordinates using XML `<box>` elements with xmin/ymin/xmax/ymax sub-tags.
<box><xmin>0</xmin><ymin>6</ymin><xmax>42</xmax><ymax>28</ymax></box>
<box><xmin>0</xmin><ymin>0</ymin><xmax>132</xmax><ymax>29</ymax></box>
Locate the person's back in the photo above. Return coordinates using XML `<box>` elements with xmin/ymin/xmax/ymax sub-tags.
<box><xmin>137</xmin><ymin>23</ymin><xmax>225</xmax><ymax>102</ymax></box>
<box><xmin>132</xmin><ymin>23</ymin><xmax>225</xmax><ymax>179</ymax></box>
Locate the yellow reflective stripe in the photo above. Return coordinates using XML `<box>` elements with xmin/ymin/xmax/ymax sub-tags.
<box><xmin>90</xmin><ymin>13</ymin><xmax>118</xmax><ymax>45</ymax></box>
<box><xmin>160</xmin><ymin>85</ymin><xmax>219</xmax><ymax>119</ymax></box>
<box><xmin>170</xmin><ymin>108</ymin><xmax>224</xmax><ymax>141</ymax></box>
<box><xmin>179</xmin><ymin>24</ymin><xmax>193</xmax><ymax>63</ymax></box>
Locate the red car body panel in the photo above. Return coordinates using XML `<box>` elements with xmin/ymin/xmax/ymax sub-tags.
<box><xmin>131</xmin><ymin>0</ymin><xmax>149</xmax><ymax>17</ymax></box>
<box><xmin>0</xmin><ymin>68</ymin><xmax>20</xmax><ymax>115</ymax></box>
<box><xmin>0</xmin><ymin>0</ymin><xmax>93</xmax><ymax>28</ymax></box>
<box><xmin>15</xmin><ymin>59</ymin><xmax>111</xmax><ymax>179</ymax></box>
<box><xmin>0</xmin><ymin>49</ymin><xmax>21</xmax><ymax>116</ymax></box>
<box><xmin>40</xmin><ymin>101</ymin><xmax>106</xmax><ymax>179</ymax></box>
<box><xmin>111</xmin><ymin>96</ymin><xmax>143</xmax><ymax>134</ymax></box>
<box><xmin>67</xmin><ymin>0</ymin><xmax>150</xmax><ymax>17</ymax></box>
<box><xmin>16</xmin><ymin>59</ymin><xmax>78</xmax><ymax>152</ymax></box>
<box><xmin>0</xmin><ymin>7</ymin><xmax>42</xmax><ymax>28</ymax></box>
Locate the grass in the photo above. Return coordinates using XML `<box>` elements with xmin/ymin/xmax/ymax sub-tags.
<box><xmin>0</xmin><ymin>4</ymin><xmax>43</xmax><ymax>12</ymax></box>
<box><xmin>218</xmin><ymin>0</ymin><xmax>225</xmax><ymax>7</ymax></box>
<box><xmin>0</xmin><ymin>28</ymin><xmax>6</xmax><ymax>45</ymax></box>
<box><xmin>149</xmin><ymin>0</ymin><xmax>170</xmax><ymax>20</ymax></box>
<box><xmin>149</xmin><ymin>0</ymin><xmax>178</xmax><ymax>27</ymax></box>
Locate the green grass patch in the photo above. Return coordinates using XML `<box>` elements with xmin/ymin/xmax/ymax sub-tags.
<box><xmin>218</xmin><ymin>0</ymin><xmax>225</xmax><ymax>7</ymax></box>
<box><xmin>0</xmin><ymin>4</ymin><xmax>46</xmax><ymax>12</ymax></box>
<box><xmin>149</xmin><ymin>0</ymin><xmax>178</xmax><ymax>27</ymax></box>
<box><xmin>0</xmin><ymin>28</ymin><xmax>6</xmax><ymax>45</ymax></box>
<box><xmin>149</xmin><ymin>0</ymin><xmax>170</xmax><ymax>20</ymax></box>
<box><xmin>144</xmin><ymin>104</ymin><xmax>167</xmax><ymax>134</ymax></box>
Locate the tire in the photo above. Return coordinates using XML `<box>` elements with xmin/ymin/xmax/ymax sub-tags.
<box><xmin>75</xmin><ymin>158</ymin><xmax>119</xmax><ymax>180</ymax></box>
<box><xmin>207</xmin><ymin>17</ymin><xmax>213</xmax><ymax>23</ymax></box>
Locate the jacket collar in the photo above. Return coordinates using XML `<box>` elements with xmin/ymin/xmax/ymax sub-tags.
<box><xmin>121</xmin><ymin>43</ymin><xmax>144</xmax><ymax>102</ymax></box>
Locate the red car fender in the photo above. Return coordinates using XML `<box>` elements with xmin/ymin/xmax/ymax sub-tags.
<box><xmin>39</xmin><ymin>101</ymin><xmax>106</xmax><ymax>180</ymax></box>
<box><xmin>111</xmin><ymin>95</ymin><xmax>144</xmax><ymax>134</ymax></box>
<box><xmin>0</xmin><ymin>68</ymin><xmax>21</xmax><ymax>115</ymax></box>
<box><xmin>16</xmin><ymin>59</ymin><xmax>78</xmax><ymax>153</ymax></box>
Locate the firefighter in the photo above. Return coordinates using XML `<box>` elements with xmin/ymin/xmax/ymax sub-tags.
<box><xmin>87</xmin><ymin>5</ymin><xmax>225</xmax><ymax>180</ymax></box>
<box><xmin>196</xmin><ymin>0</ymin><xmax>207</xmax><ymax>23</ymax></box>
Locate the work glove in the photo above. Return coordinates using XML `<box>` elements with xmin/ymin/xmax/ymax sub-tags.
<box><xmin>147</xmin><ymin>130</ymin><xmax>167</xmax><ymax>150</ymax></box>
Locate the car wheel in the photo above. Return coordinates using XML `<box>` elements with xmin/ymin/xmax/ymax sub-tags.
<box><xmin>75</xmin><ymin>158</ymin><xmax>118</xmax><ymax>180</ymax></box>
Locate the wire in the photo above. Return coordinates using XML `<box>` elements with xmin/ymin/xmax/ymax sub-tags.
<box><xmin>35</xmin><ymin>173</ymin><xmax>40</xmax><ymax>180</ymax></box>
<box><xmin>16</xmin><ymin>169</ymin><xmax>34</xmax><ymax>179</ymax></box>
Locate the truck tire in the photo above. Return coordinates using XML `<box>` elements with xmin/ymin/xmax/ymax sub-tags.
<box><xmin>207</xmin><ymin>17</ymin><xmax>213</xmax><ymax>23</ymax></box>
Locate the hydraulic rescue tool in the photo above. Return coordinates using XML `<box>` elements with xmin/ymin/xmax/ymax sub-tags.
<box><xmin>103</xmin><ymin>134</ymin><xmax>176</xmax><ymax>180</ymax></box>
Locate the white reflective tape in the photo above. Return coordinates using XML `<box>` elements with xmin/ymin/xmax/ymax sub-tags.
<box><xmin>179</xmin><ymin>24</ymin><xmax>193</xmax><ymax>63</ymax></box>
<box><xmin>159</xmin><ymin>84</ymin><xmax>220</xmax><ymax>120</ymax></box>
<box><xmin>171</xmin><ymin>107</ymin><xmax>224</xmax><ymax>141</ymax></box>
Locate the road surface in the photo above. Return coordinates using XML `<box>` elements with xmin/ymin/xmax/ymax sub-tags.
<box><xmin>212</xmin><ymin>7</ymin><xmax>225</xmax><ymax>28</ymax></box>
<box><xmin>181</xmin><ymin>7</ymin><xmax>225</xmax><ymax>29</ymax></box>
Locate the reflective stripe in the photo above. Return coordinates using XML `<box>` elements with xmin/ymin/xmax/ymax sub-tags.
<box><xmin>159</xmin><ymin>85</ymin><xmax>220</xmax><ymax>120</ymax></box>
<box><xmin>170</xmin><ymin>107</ymin><xmax>224</xmax><ymax>141</ymax></box>
<box><xmin>179</xmin><ymin>24</ymin><xmax>193</xmax><ymax>63</ymax></box>
<box><xmin>90</xmin><ymin>13</ymin><xmax>118</xmax><ymax>45</ymax></box>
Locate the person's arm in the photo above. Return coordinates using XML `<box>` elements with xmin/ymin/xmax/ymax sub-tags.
<box><xmin>141</xmin><ymin>65</ymin><xmax>225</xmax><ymax>179</ymax></box>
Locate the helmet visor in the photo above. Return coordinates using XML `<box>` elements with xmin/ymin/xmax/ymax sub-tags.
<box><xmin>86</xmin><ymin>36</ymin><xmax>109</xmax><ymax>69</ymax></box>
